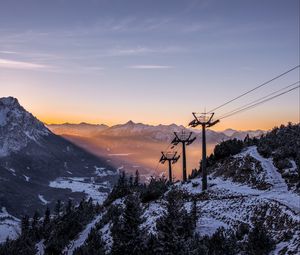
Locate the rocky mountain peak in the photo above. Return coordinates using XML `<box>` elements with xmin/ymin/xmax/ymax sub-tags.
<box><xmin>0</xmin><ymin>96</ymin><xmax>50</xmax><ymax>156</ymax></box>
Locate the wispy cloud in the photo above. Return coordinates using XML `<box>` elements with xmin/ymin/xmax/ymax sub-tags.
<box><xmin>0</xmin><ymin>58</ymin><xmax>48</xmax><ymax>70</ymax></box>
<box><xmin>128</xmin><ymin>65</ymin><xmax>173</xmax><ymax>69</ymax></box>
<box><xmin>0</xmin><ymin>50</ymin><xmax>18</xmax><ymax>54</ymax></box>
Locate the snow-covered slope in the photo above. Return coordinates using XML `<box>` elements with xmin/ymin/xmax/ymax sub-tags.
<box><xmin>0</xmin><ymin>207</ymin><xmax>20</xmax><ymax>243</ymax></box>
<box><xmin>57</xmin><ymin>145</ymin><xmax>299</xmax><ymax>254</ymax></box>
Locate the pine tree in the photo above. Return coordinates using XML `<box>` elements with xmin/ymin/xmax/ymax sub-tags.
<box><xmin>43</xmin><ymin>207</ymin><xmax>50</xmax><ymax>228</ymax></box>
<box><xmin>31</xmin><ymin>211</ymin><xmax>40</xmax><ymax>229</ymax></box>
<box><xmin>66</xmin><ymin>199</ymin><xmax>73</xmax><ymax>214</ymax></box>
<box><xmin>73</xmin><ymin>228</ymin><xmax>105</xmax><ymax>255</ymax></box>
<box><xmin>208</xmin><ymin>227</ymin><xmax>237</xmax><ymax>255</ymax></box>
<box><xmin>191</xmin><ymin>198</ymin><xmax>198</xmax><ymax>229</ymax></box>
<box><xmin>21</xmin><ymin>215</ymin><xmax>29</xmax><ymax>235</ymax></box>
<box><xmin>134</xmin><ymin>170</ymin><xmax>140</xmax><ymax>187</ymax></box>
<box><xmin>111</xmin><ymin>194</ymin><xmax>145</xmax><ymax>255</ymax></box>
<box><xmin>246</xmin><ymin>221</ymin><xmax>274</xmax><ymax>255</ymax></box>
<box><xmin>128</xmin><ymin>175</ymin><xmax>133</xmax><ymax>187</ymax></box>
<box><xmin>156</xmin><ymin>188</ymin><xmax>191</xmax><ymax>255</ymax></box>
<box><xmin>111</xmin><ymin>213</ymin><xmax>123</xmax><ymax>255</ymax></box>
<box><xmin>54</xmin><ymin>200</ymin><xmax>61</xmax><ymax>217</ymax></box>
<box><xmin>31</xmin><ymin>210</ymin><xmax>40</xmax><ymax>239</ymax></box>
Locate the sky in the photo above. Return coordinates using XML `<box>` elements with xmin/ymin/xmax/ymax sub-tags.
<box><xmin>0</xmin><ymin>0</ymin><xmax>299</xmax><ymax>130</ymax></box>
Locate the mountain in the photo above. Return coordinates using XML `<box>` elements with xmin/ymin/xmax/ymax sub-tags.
<box><xmin>1</xmin><ymin>124</ymin><xmax>299</xmax><ymax>254</ymax></box>
<box><xmin>228</xmin><ymin>129</ymin><xmax>266</xmax><ymax>140</ymax></box>
<box><xmin>49</xmin><ymin>120</ymin><xmax>229</xmax><ymax>144</ymax></box>
<box><xmin>47</xmin><ymin>122</ymin><xmax>108</xmax><ymax>137</ymax></box>
<box><xmin>47</xmin><ymin>122</ymin><xmax>264</xmax><ymax>180</ymax></box>
<box><xmin>48</xmin><ymin>121</ymin><xmax>265</xmax><ymax>144</ymax></box>
<box><xmin>0</xmin><ymin>97</ymin><xmax>116</xmax><ymax>219</ymax></box>
<box><xmin>222</xmin><ymin>128</ymin><xmax>237</xmax><ymax>137</ymax></box>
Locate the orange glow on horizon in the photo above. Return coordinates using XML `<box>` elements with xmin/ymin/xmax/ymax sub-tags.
<box><xmin>37</xmin><ymin>113</ymin><xmax>299</xmax><ymax>132</ymax></box>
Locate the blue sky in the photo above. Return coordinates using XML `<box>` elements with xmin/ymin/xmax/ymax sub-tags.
<box><xmin>0</xmin><ymin>0</ymin><xmax>299</xmax><ymax>130</ymax></box>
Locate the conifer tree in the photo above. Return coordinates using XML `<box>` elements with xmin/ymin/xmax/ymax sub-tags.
<box><xmin>74</xmin><ymin>228</ymin><xmax>105</xmax><ymax>255</ymax></box>
<box><xmin>21</xmin><ymin>215</ymin><xmax>30</xmax><ymax>235</ymax></box>
<box><xmin>156</xmin><ymin>188</ymin><xmax>191</xmax><ymax>255</ymax></box>
<box><xmin>246</xmin><ymin>221</ymin><xmax>274</xmax><ymax>255</ymax></box>
<box><xmin>43</xmin><ymin>207</ymin><xmax>50</xmax><ymax>229</ymax></box>
<box><xmin>111</xmin><ymin>194</ymin><xmax>145</xmax><ymax>255</ymax></box>
<box><xmin>54</xmin><ymin>200</ymin><xmax>61</xmax><ymax>217</ymax></box>
<box><xmin>134</xmin><ymin>170</ymin><xmax>140</xmax><ymax>187</ymax></box>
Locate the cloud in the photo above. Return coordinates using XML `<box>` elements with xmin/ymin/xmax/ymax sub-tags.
<box><xmin>108</xmin><ymin>46</ymin><xmax>185</xmax><ymax>57</ymax></box>
<box><xmin>0</xmin><ymin>50</ymin><xmax>18</xmax><ymax>54</ymax></box>
<box><xmin>128</xmin><ymin>65</ymin><xmax>173</xmax><ymax>69</ymax></box>
<box><xmin>0</xmin><ymin>58</ymin><xmax>48</xmax><ymax>70</ymax></box>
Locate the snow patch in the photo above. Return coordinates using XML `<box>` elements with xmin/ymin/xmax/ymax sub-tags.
<box><xmin>0</xmin><ymin>207</ymin><xmax>20</xmax><ymax>243</ymax></box>
<box><xmin>6</xmin><ymin>167</ymin><xmax>16</xmax><ymax>176</ymax></box>
<box><xmin>196</xmin><ymin>216</ymin><xmax>228</xmax><ymax>236</ymax></box>
<box><xmin>63</xmin><ymin>214</ymin><xmax>102</xmax><ymax>254</ymax></box>
<box><xmin>94</xmin><ymin>166</ymin><xmax>116</xmax><ymax>177</ymax></box>
<box><xmin>23</xmin><ymin>175</ymin><xmax>30</xmax><ymax>182</ymax></box>
<box><xmin>36</xmin><ymin>239</ymin><xmax>45</xmax><ymax>255</ymax></box>
<box><xmin>38</xmin><ymin>195</ymin><xmax>49</xmax><ymax>205</ymax></box>
<box><xmin>49</xmin><ymin>177</ymin><xmax>110</xmax><ymax>204</ymax></box>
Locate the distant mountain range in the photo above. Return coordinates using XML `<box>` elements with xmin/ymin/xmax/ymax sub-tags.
<box><xmin>0</xmin><ymin>97</ymin><xmax>116</xmax><ymax>218</ymax></box>
<box><xmin>48</xmin><ymin>120</ymin><xmax>266</xmax><ymax>143</ymax></box>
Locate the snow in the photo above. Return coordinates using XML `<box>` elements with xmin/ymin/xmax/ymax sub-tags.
<box><xmin>94</xmin><ymin>166</ymin><xmax>116</xmax><ymax>177</ymax></box>
<box><xmin>196</xmin><ymin>216</ymin><xmax>228</xmax><ymax>236</ymax></box>
<box><xmin>141</xmin><ymin>202</ymin><xmax>165</xmax><ymax>234</ymax></box>
<box><xmin>49</xmin><ymin>177</ymin><xmax>110</xmax><ymax>204</ymax></box>
<box><xmin>101</xmin><ymin>223</ymin><xmax>112</xmax><ymax>251</ymax></box>
<box><xmin>0</xmin><ymin>207</ymin><xmax>20</xmax><ymax>243</ymax></box>
<box><xmin>174</xmin><ymin>146</ymin><xmax>300</xmax><ymax>252</ymax></box>
<box><xmin>23</xmin><ymin>175</ymin><xmax>30</xmax><ymax>182</ymax></box>
<box><xmin>38</xmin><ymin>195</ymin><xmax>49</xmax><ymax>205</ymax></box>
<box><xmin>116</xmin><ymin>166</ymin><xmax>124</xmax><ymax>173</ymax></box>
<box><xmin>6</xmin><ymin>167</ymin><xmax>16</xmax><ymax>176</ymax></box>
<box><xmin>0</xmin><ymin>108</ymin><xmax>9</xmax><ymax>127</ymax></box>
<box><xmin>0</xmin><ymin>97</ymin><xmax>50</xmax><ymax>157</ymax></box>
<box><xmin>236</xmin><ymin>146</ymin><xmax>300</xmax><ymax>214</ymax></box>
<box><xmin>237</xmin><ymin>146</ymin><xmax>288</xmax><ymax>191</ymax></box>
<box><xmin>286</xmin><ymin>159</ymin><xmax>298</xmax><ymax>174</ymax></box>
<box><xmin>63</xmin><ymin>214</ymin><xmax>102</xmax><ymax>254</ymax></box>
<box><xmin>36</xmin><ymin>239</ymin><xmax>45</xmax><ymax>255</ymax></box>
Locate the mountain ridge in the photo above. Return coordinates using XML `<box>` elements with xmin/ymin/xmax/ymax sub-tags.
<box><xmin>47</xmin><ymin>121</ymin><xmax>266</xmax><ymax>142</ymax></box>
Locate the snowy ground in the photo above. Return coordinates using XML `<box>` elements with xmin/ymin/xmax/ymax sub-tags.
<box><xmin>49</xmin><ymin>177</ymin><xmax>111</xmax><ymax>204</ymax></box>
<box><xmin>39</xmin><ymin>146</ymin><xmax>299</xmax><ymax>254</ymax></box>
<box><xmin>178</xmin><ymin>146</ymin><xmax>300</xmax><ymax>253</ymax></box>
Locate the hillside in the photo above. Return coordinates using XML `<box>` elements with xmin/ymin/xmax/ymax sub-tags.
<box><xmin>1</xmin><ymin>123</ymin><xmax>299</xmax><ymax>254</ymax></box>
<box><xmin>0</xmin><ymin>97</ymin><xmax>117</xmax><ymax>236</ymax></box>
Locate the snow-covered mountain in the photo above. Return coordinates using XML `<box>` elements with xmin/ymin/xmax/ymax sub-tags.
<box><xmin>0</xmin><ymin>97</ymin><xmax>50</xmax><ymax>157</ymax></box>
<box><xmin>48</xmin><ymin>121</ymin><xmax>264</xmax><ymax>144</ymax></box>
<box><xmin>0</xmin><ymin>97</ymin><xmax>117</xmax><ymax>219</ymax></box>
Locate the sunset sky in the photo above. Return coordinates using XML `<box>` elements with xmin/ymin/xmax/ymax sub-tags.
<box><xmin>1</xmin><ymin>0</ymin><xmax>299</xmax><ymax>130</ymax></box>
